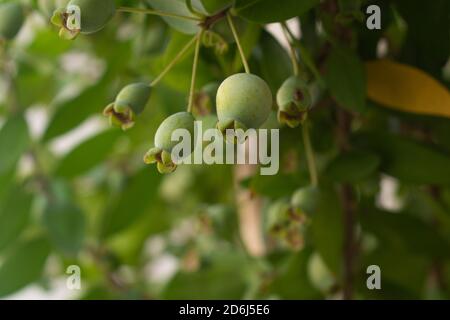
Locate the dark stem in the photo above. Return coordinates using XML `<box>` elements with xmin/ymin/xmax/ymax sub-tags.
<box><xmin>337</xmin><ymin>108</ymin><xmax>357</xmax><ymax>300</ymax></box>
<box><xmin>199</xmin><ymin>7</ymin><xmax>229</xmax><ymax>29</ymax></box>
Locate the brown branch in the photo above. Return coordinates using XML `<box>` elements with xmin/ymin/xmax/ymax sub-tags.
<box><xmin>336</xmin><ymin>108</ymin><xmax>357</xmax><ymax>300</ymax></box>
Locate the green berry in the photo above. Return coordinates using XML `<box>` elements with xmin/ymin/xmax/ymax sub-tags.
<box><xmin>103</xmin><ymin>83</ymin><xmax>151</xmax><ymax>131</ymax></box>
<box><xmin>51</xmin><ymin>0</ymin><xmax>115</xmax><ymax>39</ymax></box>
<box><xmin>307</xmin><ymin>253</ymin><xmax>335</xmax><ymax>293</ymax></box>
<box><xmin>276</xmin><ymin>76</ymin><xmax>312</xmax><ymax>128</ymax></box>
<box><xmin>291</xmin><ymin>186</ymin><xmax>319</xmax><ymax>217</ymax></box>
<box><xmin>0</xmin><ymin>1</ymin><xmax>24</xmax><ymax>41</ymax></box>
<box><xmin>216</xmin><ymin>73</ymin><xmax>272</xmax><ymax>133</ymax></box>
<box><xmin>144</xmin><ymin>112</ymin><xmax>196</xmax><ymax>174</ymax></box>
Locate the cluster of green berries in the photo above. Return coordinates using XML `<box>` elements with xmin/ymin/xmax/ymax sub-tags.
<box><xmin>266</xmin><ymin>186</ymin><xmax>317</xmax><ymax>250</ymax></box>
<box><xmin>41</xmin><ymin>1</ymin><xmax>313</xmax><ymax>174</ymax></box>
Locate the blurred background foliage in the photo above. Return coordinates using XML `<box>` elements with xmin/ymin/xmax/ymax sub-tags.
<box><xmin>0</xmin><ymin>0</ymin><xmax>449</xmax><ymax>300</ymax></box>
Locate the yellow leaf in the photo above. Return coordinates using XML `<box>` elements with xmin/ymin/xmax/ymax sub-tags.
<box><xmin>366</xmin><ymin>60</ymin><xmax>450</xmax><ymax>118</ymax></box>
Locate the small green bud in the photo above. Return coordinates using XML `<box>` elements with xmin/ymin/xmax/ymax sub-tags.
<box><xmin>103</xmin><ymin>83</ymin><xmax>151</xmax><ymax>131</ymax></box>
<box><xmin>276</xmin><ymin>76</ymin><xmax>312</xmax><ymax>128</ymax></box>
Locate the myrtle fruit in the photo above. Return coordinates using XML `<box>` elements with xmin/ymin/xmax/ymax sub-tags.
<box><xmin>276</xmin><ymin>76</ymin><xmax>312</xmax><ymax>128</ymax></box>
<box><xmin>216</xmin><ymin>73</ymin><xmax>272</xmax><ymax>135</ymax></box>
<box><xmin>307</xmin><ymin>253</ymin><xmax>335</xmax><ymax>293</ymax></box>
<box><xmin>0</xmin><ymin>1</ymin><xmax>24</xmax><ymax>41</ymax></box>
<box><xmin>144</xmin><ymin>112</ymin><xmax>195</xmax><ymax>174</ymax></box>
<box><xmin>291</xmin><ymin>186</ymin><xmax>319</xmax><ymax>217</ymax></box>
<box><xmin>266</xmin><ymin>198</ymin><xmax>306</xmax><ymax>250</ymax></box>
<box><xmin>103</xmin><ymin>83</ymin><xmax>151</xmax><ymax>131</ymax></box>
<box><xmin>51</xmin><ymin>0</ymin><xmax>115</xmax><ymax>40</ymax></box>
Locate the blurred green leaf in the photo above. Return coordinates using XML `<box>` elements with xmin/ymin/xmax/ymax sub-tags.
<box><xmin>55</xmin><ymin>130</ymin><xmax>121</xmax><ymax>178</ymax></box>
<box><xmin>361</xmin><ymin>207</ymin><xmax>450</xmax><ymax>259</ymax></box>
<box><xmin>201</xmin><ymin>0</ymin><xmax>233</xmax><ymax>14</ymax></box>
<box><xmin>147</xmin><ymin>0</ymin><xmax>202</xmax><ymax>34</ymax></box>
<box><xmin>270</xmin><ymin>248</ymin><xmax>321</xmax><ymax>299</ymax></box>
<box><xmin>324</xmin><ymin>47</ymin><xmax>366</xmax><ymax>112</ymax></box>
<box><xmin>163</xmin><ymin>252</ymin><xmax>248</xmax><ymax>299</ymax></box>
<box><xmin>0</xmin><ymin>114</ymin><xmax>29</xmax><ymax>175</ymax></box>
<box><xmin>235</xmin><ymin>0</ymin><xmax>320</xmax><ymax>23</ymax></box>
<box><xmin>0</xmin><ymin>236</ymin><xmax>50</xmax><ymax>298</ymax></box>
<box><xmin>353</xmin><ymin>131</ymin><xmax>450</xmax><ymax>185</ymax></box>
<box><xmin>100</xmin><ymin>168</ymin><xmax>162</xmax><ymax>238</ymax></box>
<box><xmin>311</xmin><ymin>188</ymin><xmax>344</xmax><ymax>275</ymax></box>
<box><xmin>43</xmin><ymin>202</ymin><xmax>85</xmax><ymax>255</ymax></box>
<box><xmin>258</xmin><ymin>31</ymin><xmax>292</xmax><ymax>91</ymax></box>
<box><xmin>0</xmin><ymin>186</ymin><xmax>32</xmax><ymax>251</ymax></box>
<box><xmin>326</xmin><ymin>150</ymin><xmax>380</xmax><ymax>183</ymax></box>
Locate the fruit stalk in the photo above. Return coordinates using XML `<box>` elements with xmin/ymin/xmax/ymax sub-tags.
<box><xmin>227</xmin><ymin>13</ymin><xmax>250</xmax><ymax>74</ymax></box>
<box><xmin>188</xmin><ymin>30</ymin><xmax>203</xmax><ymax>113</ymax></box>
<box><xmin>281</xmin><ymin>22</ymin><xmax>300</xmax><ymax>76</ymax></box>
<box><xmin>302</xmin><ymin>120</ymin><xmax>318</xmax><ymax>187</ymax></box>
<box><xmin>150</xmin><ymin>34</ymin><xmax>200</xmax><ymax>87</ymax></box>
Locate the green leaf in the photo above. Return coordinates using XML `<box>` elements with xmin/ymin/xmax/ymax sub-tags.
<box><xmin>353</xmin><ymin>131</ymin><xmax>450</xmax><ymax>185</ymax></box>
<box><xmin>0</xmin><ymin>114</ymin><xmax>29</xmax><ymax>175</ymax></box>
<box><xmin>100</xmin><ymin>168</ymin><xmax>162</xmax><ymax>238</ymax></box>
<box><xmin>201</xmin><ymin>0</ymin><xmax>233</xmax><ymax>14</ymax></box>
<box><xmin>235</xmin><ymin>0</ymin><xmax>320</xmax><ymax>23</ymax></box>
<box><xmin>0</xmin><ymin>236</ymin><xmax>51</xmax><ymax>298</ymax></box>
<box><xmin>270</xmin><ymin>248</ymin><xmax>322</xmax><ymax>299</ymax></box>
<box><xmin>43</xmin><ymin>202</ymin><xmax>85</xmax><ymax>255</ymax></box>
<box><xmin>397</xmin><ymin>0</ymin><xmax>450</xmax><ymax>78</ymax></box>
<box><xmin>0</xmin><ymin>186</ymin><xmax>33</xmax><ymax>251</ymax></box>
<box><xmin>326</xmin><ymin>150</ymin><xmax>380</xmax><ymax>183</ymax></box>
<box><xmin>147</xmin><ymin>0</ymin><xmax>202</xmax><ymax>35</ymax></box>
<box><xmin>258</xmin><ymin>31</ymin><xmax>292</xmax><ymax>92</ymax></box>
<box><xmin>163</xmin><ymin>252</ymin><xmax>248</xmax><ymax>299</ymax></box>
<box><xmin>361</xmin><ymin>207</ymin><xmax>450</xmax><ymax>259</ymax></box>
<box><xmin>43</xmin><ymin>79</ymin><xmax>111</xmax><ymax>141</ymax></box>
<box><xmin>311</xmin><ymin>188</ymin><xmax>344</xmax><ymax>275</ymax></box>
<box><xmin>324</xmin><ymin>47</ymin><xmax>366</xmax><ymax>112</ymax></box>
<box><xmin>55</xmin><ymin>130</ymin><xmax>121</xmax><ymax>178</ymax></box>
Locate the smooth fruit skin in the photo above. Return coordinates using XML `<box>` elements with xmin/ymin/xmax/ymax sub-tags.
<box><xmin>114</xmin><ymin>83</ymin><xmax>151</xmax><ymax>115</ymax></box>
<box><xmin>67</xmin><ymin>0</ymin><xmax>115</xmax><ymax>34</ymax></box>
<box><xmin>0</xmin><ymin>1</ymin><xmax>24</xmax><ymax>41</ymax></box>
<box><xmin>277</xmin><ymin>76</ymin><xmax>311</xmax><ymax>111</ymax></box>
<box><xmin>154</xmin><ymin>112</ymin><xmax>195</xmax><ymax>152</ymax></box>
<box><xmin>216</xmin><ymin>73</ymin><xmax>272</xmax><ymax>129</ymax></box>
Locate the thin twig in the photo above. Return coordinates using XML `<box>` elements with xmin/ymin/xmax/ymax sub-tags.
<box><xmin>187</xmin><ymin>30</ymin><xmax>203</xmax><ymax>113</ymax></box>
<box><xmin>150</xmin><ymin>34</ymin><xmax>200</xmax><ymax>87</ymax></box>
<box><xmin>227</xmin><ymin>13</ymin><xmax>250</xmax><ymax>74</ymax></box>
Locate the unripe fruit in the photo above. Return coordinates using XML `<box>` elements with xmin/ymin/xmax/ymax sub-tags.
<box><xmin>51</xmin><ymin>0</ymin><xmax>115</xmax><ymax>39</ymax></box>
<box><xmin>307</xmin><ymin>253</ymin><xmax>335</xmax><ymax>293</ymax></box>
<box><xmin>216</xmin><ymin>73</ymin><xmax>272</xmax><ymax>134</ymax></box>
<box><xmin>276</xmin><ymin>76</ymin><xmax>312</xmax><ymax>128</ymax></box>
<box><xmin>0</xmin><ymin>1</ymin><xmax>24</xmax><ymax>41</ymax></box>
<box><xmin>144</xmin><ymin>112</ymin><xmax>196</xmax><ymax>174</ymax></box>
<box><xmin>291</xmin><ymin>186</ymin><xmax>319</xmax><ymax>217</ymax></box>
<box><xmin>103</xmin><ymin>83</ymin><xmax>151</xmax><ymax>131</ymax></box>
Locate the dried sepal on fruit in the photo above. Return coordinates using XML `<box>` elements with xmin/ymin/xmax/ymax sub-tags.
<box><xmin>103</xmin><ymin>83</ymin><xmax>151</xmax><ymax>131</ymax></box>
<box><xmin>276</xmin><ymin>76</ymin><xmax>312</xmax><ymax>128</ymax></box>
<box><xmin>144</xmin><ymin>112</ymin><xmax>196</xmax><ymax>174</ymax></box>
<box><xmin>51</xmin><ymin>0</ymin><xmax>115</xmax><ymax>40</ymax></box>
